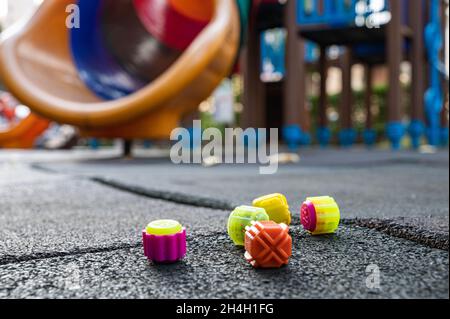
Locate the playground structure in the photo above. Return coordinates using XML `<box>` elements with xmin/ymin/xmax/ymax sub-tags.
<box><xmin>0</xmin><ymin>0</ymin><xmax>448</xmax><ymax>150</ymax></box>
<box><xmin>244</xmin><ymin>0</ymin><xmax>449</xmax><ymax>149</ymax></box>
<box><xmin>0</xmin><ymin>0</ymin><xmax>243</xmax><ymax>149</ymax></box>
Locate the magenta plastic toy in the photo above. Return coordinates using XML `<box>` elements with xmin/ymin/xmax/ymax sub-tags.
<box><xmin>142</xmin><ymin>220</ymin><xmax>186</xmax><ymax>263</ymax></box>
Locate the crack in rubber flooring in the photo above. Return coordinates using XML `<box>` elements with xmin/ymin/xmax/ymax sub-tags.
<box><xmin>0</xmin><ymin>227</ymin><xmax>447</xmax><ymax>299</ymax></box>
<box><xmin>0</xmin><ymin>149</ymin><xmax>448</xmax><ymax>298</ymax></box>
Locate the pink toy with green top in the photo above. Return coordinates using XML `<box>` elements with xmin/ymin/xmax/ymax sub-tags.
<box><xmin>143</xmin><ymin>220</ymin><xmax>187</xmax><ymax>263</ymax></box>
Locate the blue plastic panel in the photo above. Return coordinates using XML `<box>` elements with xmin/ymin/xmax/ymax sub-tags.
<box><xmin>70</xmin><ymin>0</ymin><xmax>145</xmax><ymax>100</ymax></box>
<box><xmin>297</xmin><ymin>0</ymin><xmax>358</xmax><ymax>26</ymax></box>
<box><xmin>296</xmin><ymin>0</ymin><xmax>391</xmax><ymax>28</ymax></box>
<box><xmin>260</xmin><ymin>28</ymin><xmax>286</xmax><ymax>82</ymax></box>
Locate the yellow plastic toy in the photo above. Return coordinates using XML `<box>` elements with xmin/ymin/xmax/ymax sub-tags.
<box><xmin>300</xmin><ymin>196</ymin><xmax>340</xmax><ymax>235</ymax></box>
<box><xmin>252</xmin><ymin>193</ymin><xmax>291</xmax><ymax>225</ymax></box>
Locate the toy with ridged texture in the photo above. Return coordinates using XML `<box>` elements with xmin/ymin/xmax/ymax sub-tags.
<box><xmin>252</xmin><ymin>193</ymin><xmax>292</xmax><ymax>225</ymax></box>
<box><xmin>227</xmin><ymin>206</ymin><xmax>269</xmax><ymax>246</ymax></box>
<box><xmin>300</xmin><ymin>196</ymin><xmax>340</xmax><ymax>235</ymax></box>
<box><xmin>244</xmin><ymin>220</ymin><xmax>292</xmax><ymax>268</ymax></box>
<box><xmin>142</xmin><ymin>219</ymin><xmax>186</xmax><ymax>263</ymax></box>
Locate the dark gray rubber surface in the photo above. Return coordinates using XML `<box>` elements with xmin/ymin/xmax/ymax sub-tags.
<box><xmin>0</xmin><ymin>226</ymin><xmax>447</xmax><ymax>299</ymax></box>
<box><xmin>0</xmin><ymin>148</ymin><xmax>448</xmax><ymax>298</ymax></box>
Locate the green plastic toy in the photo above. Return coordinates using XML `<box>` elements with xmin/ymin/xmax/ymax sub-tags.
<box><xmin>227</xmin><ymin>205</ymin><xmax>269</xmax><ymax>246</ymax></box>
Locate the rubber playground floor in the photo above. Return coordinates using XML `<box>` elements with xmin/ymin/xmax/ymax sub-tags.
<box><xmin>0</xmin><ymin>147</ymin><xmax>448</xmax><ymax>299</ymax></box>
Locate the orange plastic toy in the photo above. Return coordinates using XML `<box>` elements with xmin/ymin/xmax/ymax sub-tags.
<box><xmin>244</xmin><ymin>221</ymin><xmax>292</xmax><ymax>269</ymax></box>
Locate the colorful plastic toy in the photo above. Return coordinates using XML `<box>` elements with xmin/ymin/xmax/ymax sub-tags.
<box><xmin>252</xmin><ymin>193</ymin><xmax>292</xmax><ymax>225</ymax></box>
<box><xmin>244</xmin><ymin>221</ymin><xmax>292</xmax><ymax>268</ymax></box>
<box><xmin>300</xmin><ymin>196</ymin><xmax>340</xmax><ymax>235</ymax></box>
<box><xmin>142</xmin><ymin>219</ymin><xmax>186</xmax><ymax>263</ymax></box>
<box><xmin>227</xmin><ymin>206</ymin><xmax>269</xmax><ymax>246</ymax></box>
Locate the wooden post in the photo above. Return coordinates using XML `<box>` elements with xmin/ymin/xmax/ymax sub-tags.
<box><xmin>318</xmin><ymin>45</ymin><xmax>328</xmax><ymax>128</ymax></box>
<box><xmin>365</xmin><ymin>65</ymin><xmax>373</xmax><ymax>130</ymax></box>
<box><xmin>407</xmin><ymin>0</ymin><xmax>426</xmax><ymax>148</ymax></box>
<box><xmin>385</xmin><ymin>0</ymin><xmax>404</xmax><ymax>148</ymax></box>
<box><xmin>363</xmin><ymin>64</ymin><xmax>378</xmax><ymax>146</ymax></box>
<box><xmin>123</xmin><ymin>140</ymin><xmax>133</xmax><ymax>158</ymax></box>
<box><xmin>340</xmin><ymin>48</ymin><xmax>353</xmax><ymax>130</ymax></box>
<box><xmin>386</xmin><ymin>0</ymin><xmax>403</xmax><ymax>123</ymax></box>
<box><xmin>242</xmin><ymin>19</ymin><xmax>266</xmax><ymax>130</ymax></box>
<box><xmin>409</xmin><ymin>0</ymin><xmax>425</xmax><ymax>123</ymax></box>
<box><xmin>284</xmin><ymin>0</ymin><xmax>309</xmax><ymax>133</ymax></box>
<box><xmin>338</xmin><ymin>47</ymin><xmax>355</xmax><ymax>146</ymax></box>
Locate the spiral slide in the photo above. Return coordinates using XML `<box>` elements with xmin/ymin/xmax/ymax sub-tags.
<box><xmin>0</xmin><ymin>0</ymin><xmax>241</xmax><ymax>147</ymax></box>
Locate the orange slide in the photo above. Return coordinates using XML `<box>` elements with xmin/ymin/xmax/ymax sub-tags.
<box><xmin>0</xmin><ymin>113</ymin><xmax>49</xmax><ymax>148</ymax></box>
<box><xmin>0</xmin><ymin>0</ymin><xmax>240</xmax><ymax>147</ymax></box>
